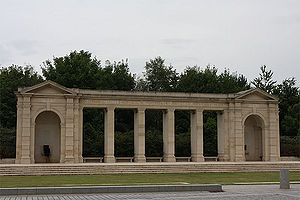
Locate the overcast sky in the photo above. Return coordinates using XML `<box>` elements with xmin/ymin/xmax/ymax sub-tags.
<box><xmin>0</xmin><ymin>0</ymin><xmax>299</xmax><ymax>85</ymax></box>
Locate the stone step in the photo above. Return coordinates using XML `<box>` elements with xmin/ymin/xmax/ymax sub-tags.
<box><xmin>1</xmin><ymin>162</ymin><xmax>299</xmax><ymax>176</ymax></box>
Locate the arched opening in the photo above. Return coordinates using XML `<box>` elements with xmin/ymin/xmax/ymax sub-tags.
<box><xmin>244</xmin><ymin>115</ymin><xmax>264</xmax><ymax>161</ymax></box>
<box><xmin>34</xmin><ymin>111</ymin><xmax>61</xmax><ymax>163</ymax></box>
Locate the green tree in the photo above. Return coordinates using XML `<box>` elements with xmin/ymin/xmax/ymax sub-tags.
<box><xmin>177</xmin><ymin>66</ymin><xmax>219</xmax><ymax>93</ymax></box>
<box><xmin>218</xmin><ymin>69</ymin><xmax>250</xmax><ymax>93</ymax></box>
<box><xmin>0</xmin><ymin>65</ymin><xmax>43</xmax><ymax>128</ymax></box>
<box><xmin>142</xmin><ymin>57</ymin><xmax>178</xmax><ymax>92</ymax></box>
<box><xmin>42</xmin><ymin>50</ymin><xmax>101</xmax><ymax>89</ymax></box>
<box><xmin>177</xmin><ymin>66</ymin><xmax>250</xmax><ymax>93</ymax></box>
<box><xmin>252</xmin><ymin>65</ymin><xmax>277</xmax><ymax>93</ymax></box>
<box><xmin>273</xmin><ymin>78</ymin><xmax>300</xmax><ymax>137</ymax></box>
<box><xmin>0</xmin><ymin>65</ymin><xmax>43</xmax><ymax>158</ymax></box>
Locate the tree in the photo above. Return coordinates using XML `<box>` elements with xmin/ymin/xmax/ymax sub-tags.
<box><xmin>177</xmin><ymin>66</ymin><xmax>250</xmax><ymax>93</ymax></box>
<box><xmin>273</xmin><ymin>78</ymin><xmax>300</xmax><ymax>137</ymax></box>
<box><xmin>142</xmin><ymin>57</ymin><xmax>178</xmax><ymax>92</ymax></box>
<box><xmin>252</xmin><ymin>65</ymin><xmax>277</xmax><ymax>93</ymax></box>
<box><xmin>42</xmin><ymin>50</ymin><xmax>101</xmax><ymax>89</ymax></box>
<box><xmin>97</xmin><ymin>60</ymin><xmax>135</xmax><ymax>91</ymax></box>
<box><xmin>0</xmin><ymin>65</ymin><xmax>43</xmax><ymax>158</ymax></box>
<box><xmin>177</xmin><ymin>66</ymin><xmax>219</xmax><ymax>93</ymax></box>
<box><xmin>218</xmin><ymin>69</ymin><xmax>250</xmax><ymax>93</ymax></box>
<box><xmin>0</xmin><ymin>65</ymin><xmax>43</xmax><ymax>128</ymax></box>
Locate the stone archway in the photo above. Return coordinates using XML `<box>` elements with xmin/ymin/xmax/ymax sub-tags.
<box><xmin>244</xmin><ymin>115</ymin><xmax>264</xmax><ymax>161</ymax></box>
<box><xmin>34</xmin><ymin>111</ymin><xmax>61</xmax><ymax>163</ymax></box>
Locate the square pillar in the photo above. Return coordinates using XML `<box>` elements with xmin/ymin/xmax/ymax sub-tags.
<box><xmin>65</xmin><ymin>97</ymin><xmax>75</xmax><ymax>163</ymax></box>
<box><xmin>228</xmin><ymin>103</ymin><xmax>236</xmax><ymax>161</ymax></box>
<box><xmin>234</xmin><ymin>102</ymin><xmax>245</xmax><ymax>161</ymax></box>
<box><xmin>268</xmin><ymin>103</ymin><xmax>280</xmax><ymax>161</ymax></box>
<box><xmin>190</xmin><ymin>109</ymin><xmax>204</xmax><ymax>162</ymax></box>
<box><xmin>104</xmin><ymin>106</ymin><xmax>115</xmax><ymax>163</ymax></box>
<box><xmin>15</xmin><ymin>96</ymin><xmax>23</xmax><ymax>164</ymax></box>
<box><xmin>134</xmin><ymin>108</ymin><xmax>146</xmax><ymax>162</ymax></box>
<box><xmin>163</xmin><ymin>108</ymin><xmax>176</xmax><ymax>162</ymax></box>
<box><xmin>20</xmin><ymin>95</ymin><xmax>32</xmax><ymax>164</ymax></box>
<box><xmin>217</xmin><ymin>111</ymin><xmax>225</xmax><ymax>161</ymax></box>
<box><xmin>78</xmin><ymin>106</ymin><xmax>83</xmax><ymax>163</ymax></box>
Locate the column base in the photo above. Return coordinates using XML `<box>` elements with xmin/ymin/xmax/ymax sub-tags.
<box><xmin>218</xmin><ymin>155</ymin><xmax>230</xmax><ymax>161</ymax></box>
<box><xmin>235</xmin><ymin>156</ymin><xmax>245</xmax><ymax>162</ymax></box>
<box><xmin>20</xmin><ymin>157</ymin><xmax>31</xmax><ymax>164</ymax></box>
<box><xmin>163</xmin><ymin>155</ymin><xmax>176</xmax><ymax>162</ymax></box>
<box><xmin>104</xmin><ymin>155</ymin><xmax>115</xmax><ymax>163</ymax></box>
<box><xmin>191</xmin><ymin>155</ymin><xmax>204</xmax><ymax>162</ymax></box>
<box><xmin>269</xmin><ymin>155</ymin><xmax>280</xmax><ymax>162</ymax></box>
<box><xmin>78</xmin><ymin>156</ymin><xmax>84</xmax><ymax>163</ymax></box>
<box><xmin>64</xmin><ymin>156</ymin><xmax>75</xmax><ymax>163</ymax></box>
<box><xmin>134</xmin><ymin>155</ymin><xmax>146</xmax><ymax>163</ymax></box>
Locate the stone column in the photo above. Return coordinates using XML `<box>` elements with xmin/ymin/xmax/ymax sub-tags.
<box><xmin>163</xmin><ymin>108</ymin><xmax>176</xmax><ymax>162</ymax></box>
<box><xmin>190</xmin><ymin>109</ymin><xmax>204</xmax><ymax>162</ymax></box>
<box><xmin>78</xmin><ymin>106</ymin><xmax>83</xmax><ymax>163</ymax></box>
<box><xmin>228</xmin><ymin>103</ymin><xmax>236</xmax><ymax>161</ymax></box>
<box><xmin>234</xmin><ymin>102</ymin><xmax>244</xmax><ymax>161</ymax></box>
<box><xmin>15</xmin><ymin>95</ymin><xmax>23</xmax><ymax>164</ymax></box>
<box><xmin>134</xmin><ymin>108</ymin><xmax>146</xmax><ymax>162</ymax></box>
<box><xmin>104</xmin><ymin>106</ymin><xmax>115</xmax><ymax>163</ymax></box>
<box><xmin>73</xmin><ymin>97</ymin><xmax>80</xmax><ymax>163</ymax></box>
<box><xmin>268</xmin><ymin>103</ymin><xmax>280</xmax><ymax>161</ymax></box>
<box><xmin>20</xmin><ymin>94</ymin><xmax>32</xmax><ymax>164</ymax></box>
<box><xmin>65</xmin><ymin>97</ymin><xmax>75</xmax><ymax>163</ymax></box>
<box><xmin>217</xmin><ymin>111</ymin><xmax>225</xmax><ymax>161</ymax></box>
<box><xmin>222</xmin><ymin>109</ymin><xmax>230</xmax><ymax>161</ymax></box>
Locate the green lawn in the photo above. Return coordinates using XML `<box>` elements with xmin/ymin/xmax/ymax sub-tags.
<box><xmin>0</xmin><ymin>172</ymin><xmax>299</xmax><ymax>188</ymax></box>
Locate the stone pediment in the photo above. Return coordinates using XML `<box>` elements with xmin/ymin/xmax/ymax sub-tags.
<box><xmin>19</xmin><ymin>80</ymin><xmax>74</xmax><ymax>95</ymax></box>
<box><xmin>235</xmin><ymin>88</ymin><xmax>278</xmax><ymax>101</ymax></box>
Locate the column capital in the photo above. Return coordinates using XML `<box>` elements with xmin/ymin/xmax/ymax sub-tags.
<box><xmin>105</xmin><ymin>106</ymin><xmax>115</xmax><ymax>112</ymax></box>
<box><xmin>135</xmin><ymin>107</ymin><xmax>146</xmax><ymax>113</ymax></box>
<box><xmin>164</xmin><ymin>108</ymin><xmax>175</xmax><ymax>113</ymax></box>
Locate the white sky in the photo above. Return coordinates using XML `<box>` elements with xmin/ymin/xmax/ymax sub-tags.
<box><xmin>0</xmin><ymin>0</ymin><xmax>299</xmax><ymax>85</ymax></box>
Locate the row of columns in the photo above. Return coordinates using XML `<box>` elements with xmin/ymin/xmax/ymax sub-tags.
<box><xmin>101</xmin><ymin>107</ymin><xmax>207</xmax><ymax>163</ymax></box>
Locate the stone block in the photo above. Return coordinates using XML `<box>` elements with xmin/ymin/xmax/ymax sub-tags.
<box><xmin>280</xmin><ymin>168</ymin><xmax>290</xmax><ymax>189</ymax></box>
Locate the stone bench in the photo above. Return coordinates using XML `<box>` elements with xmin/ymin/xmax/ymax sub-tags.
<box><xmin>83</xmin><ymin>157</ymin><xmax>103</xmax><ymax>163</ymax></box>
<box><xmin>204</xmin><ymin>157</ymin><xmax>218</xmax><ymax>162</ymax></box>
<box><xmin>176</xmin><ymin>157</ymin><xmax>191</xmax><ymax>162</ymax></box>
<box><xmin>146</xmin><ymin>157</ymin><xmax>163</xmax><ymax>162</ymax></box>
<box><xmin>116</xmin><ymin>157</ymin><xmax>134</xmax><ymax>162</ymax></box>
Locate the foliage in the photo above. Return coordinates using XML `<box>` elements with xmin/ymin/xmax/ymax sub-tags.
<box><xmin>42</xmin><ymin>50</ymin><xmax>101</xmax><ymax>89</ymax></box>
<box><xmin>97</xmin><ymin>60</ymin><xmax>135</xmax><ymax>91</ymax></box>
<box><xmin>0</xmin><ymin>65</ymin><xmax>43</xmax><ymax>158</ymax></box>
<box><xmin>115</xmin><ymin>131</ymin><xmax>134</xmax><ymax>157</ymax></box>
<box><xmin>0</xmin><ymin>127</ymin><xmax>16</xmax><ymax>158</ymax></box>
<box><xmin>175</xmin><ymin>132</ymin><xmax>191</xmax><ymax>157</ymax></box>
<box><xmin>273</xmin><ymin>78</ymin><xmax>300</xmax><ymax>136</ymax></box>
<box><xmin>203</xmin><ymin>112</ymin><xmax>218</xmax><ymax>156</ymax></box>
<box><xmin>145</xmin><ymin>130</ymin><xmax>163</xmax><ymax>157</ymax></box>
<box><xmin>42</xmin><ymin>50</ymin><xmax>135</xmax><ymax>91</ymax></box>
<box><xmin>0</xmin><ymin>65</ymin><xmax>43</xmax><ymax>128</ymax></box>
<box><xmin>141</xmin><ymin>57</ymin><xmax>178</xmax><ymax>92</ymax></box>
<box><xmin>252</xmin><ymin>65</ymin><xmax>277</xmax><ymax>93</ymax></box>
<box><xmin>280</xmin><ymin>136</ymin><xmax>300</xmax><ymax>156</ymax></box>
<box><xmin>83</xmin><ymin>109</ymin><xmax>104</xmax><ymax>157</ymax></box>
<box><xmin>177</xmin><ymin>66</ymin><xmax>250</xmax><ymax>93</ymax></box>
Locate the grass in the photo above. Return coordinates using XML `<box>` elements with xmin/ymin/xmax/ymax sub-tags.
<box><xmin>0</xmin><ymin>172</ymin><xmax>299</xmax><ymax>188</ymax></box>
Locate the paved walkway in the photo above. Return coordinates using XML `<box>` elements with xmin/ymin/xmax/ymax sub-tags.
<box><xmin>1</xmin><ymin>184</ymin><xmax>300</xmax><ymax>200</ymax></box>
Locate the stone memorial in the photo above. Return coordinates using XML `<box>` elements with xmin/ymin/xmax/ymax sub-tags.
<box><xmin>15</xmin><ymin>81</ymin><xmax>280</xmax><ymax>164</ymax></box>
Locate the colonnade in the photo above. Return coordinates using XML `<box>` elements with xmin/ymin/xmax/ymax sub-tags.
<box><xmin>85</xmin><ymin>107</ymin><xmax>225</xmax><ymax>163</ymax></box>
<box><xmin>15</xmin><ymin>81</ymin><xmax>281</xmax><ymax>164</ymax></box>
